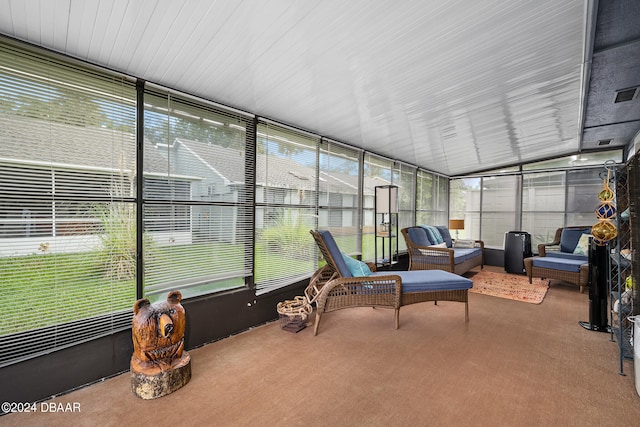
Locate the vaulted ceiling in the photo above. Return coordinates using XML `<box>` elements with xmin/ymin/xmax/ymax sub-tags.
<box><xmin>1</xmin><ymin>0</ymin><xmax>638</xmax><ymax>175</ymax></box>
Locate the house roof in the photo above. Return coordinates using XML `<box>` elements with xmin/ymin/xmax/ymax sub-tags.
<box><xmin>0</xmin><ymin>114</ymin><xmax>169</xmax><ymax>175</ymax></box>
<box><xmin>0</xmin><ymin>114</ymin><xmax>388</xmax><ymax>193</ymax></box>
<box><xmin>176</xmin><ymin>138</ymin><xmax>385</xmax><ymax>193</ymax></box>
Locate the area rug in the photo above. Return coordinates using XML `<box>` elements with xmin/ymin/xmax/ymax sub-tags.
<box><xmin>467</xmin><ymin>270</ymin><xmax>549</xmax><ymax>304</ymax></box>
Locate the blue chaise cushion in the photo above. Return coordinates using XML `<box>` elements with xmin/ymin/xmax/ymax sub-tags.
<box><xmin>370</xmin><ymin>269</ymin><xmax>472</xmax><ymax>292</ymax></box>
<box><xmin>317</xmin><ymin>230</ymin><xmax>353</xmax><ymax>278</ymax></box>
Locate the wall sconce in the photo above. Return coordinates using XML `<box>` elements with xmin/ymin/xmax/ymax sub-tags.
<box><xmin>448</xmin><ymin>219</ymin><xmax>465</xmax><ymax>239</ymax></box>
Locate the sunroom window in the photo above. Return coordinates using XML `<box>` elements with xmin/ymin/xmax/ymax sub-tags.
<box><xmin>142</xmin><ymin>87</ymin><xmax>254</xmax><ymax>301</ymax></box>
<box><xmin>0</xmin><ymin>39</ymin><xmax>137</xmax><ymax>366</ymax></box>
<box><xmin>254</xmin><ymin>121</ymin><xmax>318</xmax><ymax>295</ymax></box>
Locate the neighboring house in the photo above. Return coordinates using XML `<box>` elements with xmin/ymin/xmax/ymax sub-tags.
<box><xmin>0</xmin><ymin>115</ymin><xmax>193</xmax><ymax>255</ymax></box>
<box><xmin>0</xmin><ymin>112</ymin><xmax>390</xmax><ymax>257</ymax></box>
<box><xmin>167</xmin><ymin>138</ymin><xmax>386</xmax><ymax>240</ymax></box>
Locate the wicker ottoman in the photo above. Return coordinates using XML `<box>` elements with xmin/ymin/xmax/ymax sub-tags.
<box><xmin>524</xmin><ymin>257</ymin><xmax>589</xmax><ymax>293</ymax></box>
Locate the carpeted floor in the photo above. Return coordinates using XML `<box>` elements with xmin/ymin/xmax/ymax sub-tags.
<box><xmin>467</xmin><ymin>269</ymin><xmax>549</xmax><ymax>304</ymax></box>
<box><xmin>2</xmin><ymin>267</ymin><xmax>640</xmax><ymax>427</ymax></box>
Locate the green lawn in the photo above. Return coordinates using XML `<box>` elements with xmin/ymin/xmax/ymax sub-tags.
<box><xmin>1</xmin><ymin>252</ymin><xmax>135</xmax><ymax>336</ymax></box>
<box><xmin>1</xmin><ymin>239</ymin><xmax>319</xmax><ymax>336</ymax></box>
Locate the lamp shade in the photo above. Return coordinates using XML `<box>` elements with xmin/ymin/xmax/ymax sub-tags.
<box><xmin>375</xmin><ymin>185</ymin><xmax>398</xmax><ymax>214</ymax></box>
<box><xmin>449</xmin><ymin>219</ymin><xmax>465</xmax><ymax>230</ymax></box>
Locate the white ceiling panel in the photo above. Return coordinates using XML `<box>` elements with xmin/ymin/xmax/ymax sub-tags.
<box><xmin>1</xmin><ymin>0</ymin><xmax>629</xmax><ymax>175</ymax></box>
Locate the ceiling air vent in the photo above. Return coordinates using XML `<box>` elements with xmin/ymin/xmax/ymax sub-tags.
<box><xmin>614</xmin><ymin>87</ymin><xmax>638</xmax><ymax>103</ymax></box>
<box><xmin>598</xmin><ymin>139</ymin><xmax>613</xmax><ymax>146</ymax></box>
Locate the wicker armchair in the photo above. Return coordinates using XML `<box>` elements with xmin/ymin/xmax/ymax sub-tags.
<box><xmin>307</xmin><ymin>229</ymin><xmax>472</xmax><ymax>335</ymax></box>
<box><xmin>524</xmin><ymin>257</ymin><xmax>589</xmax><ymax>293</ymax></box>
<box><xmin>524</xmin><ymin>225</ymin><xmax>592</xmax><ymax>293</ymax></box>
<box><xmin>537</xmin><ymin>226</ymin><xmax>593</xmax><ymax>257</ymax></box>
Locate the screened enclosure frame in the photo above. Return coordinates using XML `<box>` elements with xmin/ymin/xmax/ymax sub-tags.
<box><xmin>0</xmin><ymin>35</ymin><xmax>629</xmax><ymax>368</ymax></box>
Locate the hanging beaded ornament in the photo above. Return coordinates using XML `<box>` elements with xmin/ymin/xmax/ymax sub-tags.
<box><xmin>591</xmin><ymin>166</ymin><xmax>618</xmax><ymax>245</ymax></box>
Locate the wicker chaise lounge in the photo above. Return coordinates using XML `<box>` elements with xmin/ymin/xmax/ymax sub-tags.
<box><xmin>306</xmin><ymin>229</ymin><xmax>472</xmax><ymax>335</ymax></box>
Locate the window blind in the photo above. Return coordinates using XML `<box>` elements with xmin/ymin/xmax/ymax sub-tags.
<box><xmin>362</xmin><ymin>153</ymin><xmax>393</xmax><ymax>261</ymax></box>
<box><xmin>566</xmin><ymin>169</ymin><xmax>602</xmax><ymax>225</ymax></box>
<box><xmin>480</xmin><ymin>175</ymin><xmax>519</xmax><ymax>248</ymax></box>
<box><xmin>255</xmin><ymin>121</ymin><xmax>318</xmax><ymax>295</ymax></box>
<box><xmin>393</xmin><ymin>162</ymin><xmax>416</xmax><ymax>251</ymax></box>
<box><xmin>416</xmin><ymin>172</ymin><xmax>449</xmax><ymax>226</ymax></box>
<box><xmin>142</xmin><ymin>88</ymin><xmax>254</xmax><ymax>301</ymax></box>
<box><xmin>521</xmin><ymin>171</ymin><xmax>566</xmax><ymax>246</ymax></box>
<box><xmin>449</xmin><ymin>177</ymin><xmax>482</xmax><ymax>240</ymax></box>
<box><xmin>416</xmin><ymin>171</ymin><xmax>434</xmax><ymax>224</ymax></box>
<box><xmin>318</xmin><ymin>140</ymin><xmax>361</xmax><ymax>256</ymax></box>
<box><xmin>0</xmin><ymin>39</ymin><xmax>137</xmax><ymax>367</ymax></box>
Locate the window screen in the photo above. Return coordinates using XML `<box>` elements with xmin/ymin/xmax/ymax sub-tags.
<box><xmin>143</xmin><ymin>88</ymin><xmax>254</xmax><ymax>301</ymax></box>
<box><xmin>521</xmin><ymin>171</ymin><xmax>566</xmax><ymax>247</ymax></box>
<box><xmin>318</xmin><ymin>140</ymin><xmax>361</xmax><ymax>256</ymax></box>
<box><xmin>254</xmin><ymin>121</ymin><xmax>318</xmax><ymax>295</ymax></box>
<box><xmin>0</xmin><ymin>39</ymin><xmax>137</xmax><ymax>366</ymax></box>
<box><xmin>416</xmin><ymin>171</ymin><xmax>448</xmax><ymax>226</ymax></box>
<box><xmin>449</xmin><ymin>177</ymin><xmax>481</xmax><ymax>240</ymax></box>
<box><xmin>480</xmin><ymin>175</ymin><xmax>519</xmax><ymax>248</ymax></box>
<box><xmin>393</xmin><ymin>162</ymin><xmax>416</xmax><ymax>252</ymax></box>
<box><xmin>362</xmin><ymin>153</ymin><xmax>393</xmax><ymax>261</ymax></box>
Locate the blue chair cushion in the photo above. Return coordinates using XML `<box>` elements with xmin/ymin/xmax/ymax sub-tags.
<box><xmin>453</xmin><ymin>248</ymin><xmax>482</xmax><ymax>264</ymax></box>
<box><xmin>408</xmin><ymin>227</ymin><xmax>433</xmax><ymax>246</ymax></box>
<box><xmin>532</xmin><ymin>257</ymin><xmax>586</xmax><ymax>273</ymax></box>
<box><xmin>341</xmin><ymin>252</ymin><xmax>372</xmax><ymax>277</ymax></box>
<box><xmin>370</xmin><ymin>269</ymin><xmax>472</xmax><ymax>293</ymax></box>
<box><xmin>317</xmin><ymin>230</ymin><xmax>352</xmax><ymax>278</ymax></box>
<box><xmin>546</xmin><ymin>252</ymin><xmax>589</xmax><ymax>263</ymax></box>
<box><xmin>560</xmin><ymin>227</ymin><xmax>592</xmax><ymax>253</ymax></box>
<box><xmin>435</xmin><ymin>226</ymin><xmax>453</xmax><ymax>248</ymax></box>
<box><xmin>413</xmin><ymin>247</ymin><xmax>481</xmax><ymax>266</ymax></box>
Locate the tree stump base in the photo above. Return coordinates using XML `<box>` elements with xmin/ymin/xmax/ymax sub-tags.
<box><xmin>131</xmin><ymin>352</ymin><xmax>191</xmax><ymax>399</ymax></box>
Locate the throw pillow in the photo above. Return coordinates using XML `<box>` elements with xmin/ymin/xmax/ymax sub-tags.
<box><xmin>454</xmin><ymin>239</ymin><xmax>475</xmax><ymax>248</ymax></box>
<box><xmin>573</xmin><ymin>233</ymin><xmax>591</xmax><ymax>255</ymax></box>
<box><xmin>429</xmin><ymin>242</ymin><xmax>448</xmax><ymax>249</ymax></box>
<box><xmin>435</xmin><ymin>225</ymin><xmax>453</xmax><ymax>248</ymax></box>
<box><xmin>424</xmin><ymin>225</ymin><xmax>444</xmax><ymax>244</ymax></box>
<box><xmin>418</xmin><ymin>245</ymin><xmax>448</xmax><ymax>256</ymax></box>
<box><xmin>340</xmin><ymin>252</ymin><xmax>372</xmax><ymax>277</ymax></box>
<box><xmin>560</xmin><ymin>227</ymin><xmax>591</xmax><ymax>253</ymax></box>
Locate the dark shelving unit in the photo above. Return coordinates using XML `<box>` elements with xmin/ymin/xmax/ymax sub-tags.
<box><xmin>374</xmin><ymin>185</ymin><xmax>399</xmax><ymax>268</ymax></box>
<box><xmin>608</xmin><ymin>162</ymin><xmax>636</xmax><ymax>375</ymax></box>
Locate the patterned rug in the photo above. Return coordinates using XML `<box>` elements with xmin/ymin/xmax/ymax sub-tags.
<box><xmin>467</xmin><ymin>270</ymin><xmax>549</xmax><ymax>304</ymax></box>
